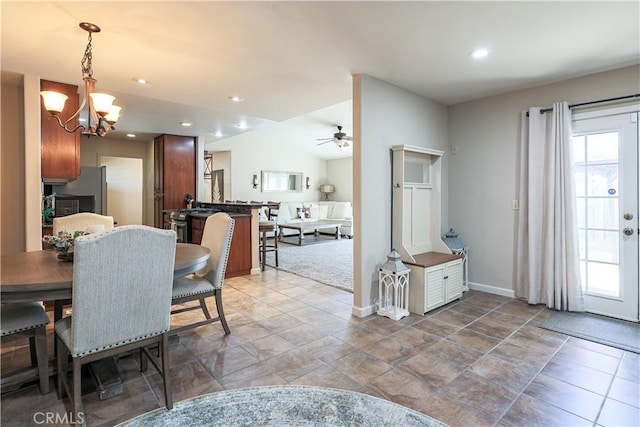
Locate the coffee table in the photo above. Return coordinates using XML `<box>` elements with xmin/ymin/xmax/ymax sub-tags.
<box><xmin>277</xmin><ymin>221</ymin><xmax>342</xmax><ymax>245</ymax></box>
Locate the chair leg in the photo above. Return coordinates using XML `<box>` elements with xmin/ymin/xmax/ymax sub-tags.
<box><xmin>34</xmin><ymin>326</ymin><xmax>49</xmax><ymax>394</ymax></box>
<box><xmin>274</xmin><ymin>229</ymin><xmax>279</xmax><ymax>267</ymax></box>
<box><xmin>72</xmin><ymin>358</ymin><xmax>83</xmax><ymax>425</ymax></box>
<box><xmin>161</xmin><ymin>333</ymin><xmax>173</xmax><ymax>410</ymax></box>
<box><xmin>140</xmin><ymin>347</ymin><xmax>148</xmax><ymax>372</ymax></box>
<box><xmin>260</xmin><ymin>231</ymin><xmax>267</xmax><ymax>271</ymax></box>
<box><xmin>215</xmin><ymin>290</ymin><xmax>230</xmax><ymax>334</ymax></box>
<box><xmin>199</xmin><ymin>298</ymin><xmax>212</xmax><ymax>320</ymax></box>
<box><xmin>56</xmin><ymin>335</ymin><xmax>67</xmax><ymax>400</ymax></box>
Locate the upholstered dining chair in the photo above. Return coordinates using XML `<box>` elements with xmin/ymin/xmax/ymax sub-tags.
<box><xmin>52</xmin><ymin>212</ymin><xmax>114</xmax><ymax>235</ymax></box>
<box><xmin>55</xmin><ymin>226</ymin><xmax>176</xmax><ymax>421</ymax></box>
<box><xmin>51</xmin><ymin>213</ymin><xmax>115</xmax><ymax>322</ymax></box>
<box><xmin>1</xmin><ymin>302</ymin><xmax>50</xmax><ymax>394</ymax></box>
<box><xmin>171</xmin><ymin>212</ymin><xmax>234</xmax><ymax>334</ymax></box>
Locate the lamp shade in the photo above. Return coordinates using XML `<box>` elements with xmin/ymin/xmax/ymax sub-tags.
<box><xmin>319</xmin><ymin>184</ymin><xmax>335</xmax><ymax>193</ymax></box>
<box><xmin>104</xmin><ymin>105</ymin><xmax>121</xmax><ymax>124</ymax></box>
<box><xmin>89</xmin><ymin>92</ymin><xmax>115</xmax><ymax>116</ymax></box>
<box><xmin>40</xmin><ymin>91</ymin><xmax>68</xmax><ymax>114</ymax></box>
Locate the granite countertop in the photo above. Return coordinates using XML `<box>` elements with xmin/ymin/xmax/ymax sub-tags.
<box><xmin>117</xmin><ymin>385</ymin><xmax>446</xmax><ymax>427</ymax></box>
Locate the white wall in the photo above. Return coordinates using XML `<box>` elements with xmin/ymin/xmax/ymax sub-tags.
<box><xmin>448</xmin><ymin>65</ymin><xmax>640</xmax><ymax>295</ymax></box>
<box><xmin>326</xmin><ymin>158</ymin><xmax>353</xmax><ymax>202</ymax></box>
<box><xmin>354</xmin><ymin>74</ymin><xmax>448</xmax><ymax>316</ymax></box>
<box><xmin>206</xmin><ymin>125</ymin><xmax>327</xmax><ymax>203</ymax></box>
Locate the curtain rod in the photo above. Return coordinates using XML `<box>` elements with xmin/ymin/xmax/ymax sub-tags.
<box><xmin>533</xmin><ymin>93</ymin><xmax>640</xmax><ymax>115</ymax></box>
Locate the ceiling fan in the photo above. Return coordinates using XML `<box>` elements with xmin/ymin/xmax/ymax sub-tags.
<box><xmin>316</xmin><ymin>125</ymin><xmax>352</xmax><ymax>148</ymax></box>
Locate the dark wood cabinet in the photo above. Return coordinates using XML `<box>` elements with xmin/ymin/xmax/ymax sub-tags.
<box><xmin>190</xmin><ymin>215</ymin><xmax>251</xmax><ymax>278</ymax></box>
<box><xmin>154</xmin><ymin>134</ymin><xmax>196</xmax><ymax>227</ymax></box>
<box><xmin>40</xmin><ymin>80</ymin><xmax>80</xmax><ymax>181</ymax></box>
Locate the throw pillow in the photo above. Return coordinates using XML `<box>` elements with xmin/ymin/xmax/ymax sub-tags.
<box><xmin>296</xmin><ymin>207</ymin><xmax>311</xmax><ymax>219</ymax></box>
<box><xmin>329</xmin><ymin>202</ymin><xmax>350</xmax><ymax>219</ymax></box>
<box><xmin>318</xmin><ymin>205</ymin><xmax>329</xmax><ymax>220</ymax></box>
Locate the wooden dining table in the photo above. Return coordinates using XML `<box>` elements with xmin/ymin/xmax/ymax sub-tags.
<box><xmin>1</xmin><ymin>243</ymin><xmax>210</xmax><ymax>303</ymax></box>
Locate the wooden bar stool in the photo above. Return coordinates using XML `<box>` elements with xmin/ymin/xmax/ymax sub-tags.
<box><xmin>258</xmin><ymin>221</ymin><xmax>278</xmax><ymax>271</ymax></box>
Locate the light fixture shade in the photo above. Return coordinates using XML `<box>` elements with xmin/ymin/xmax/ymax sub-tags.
<box><xmin>319</xmin><ymin>184</ymin><xmax>335</xmax><ymax>193</ymax></box>
<box><xmin>104</xmin><ymin>105</ymin><xmax>121</xmax><ymax>124</ymax></box>
<box><xmin>89</xmin><ymin>92</ymin><xmax>115</xmax><ymax>116</ymax></box>
<box><xmin>40</xmin><ymin>91</ymin><xmax>68</xmax><ymax>114</ymax></box>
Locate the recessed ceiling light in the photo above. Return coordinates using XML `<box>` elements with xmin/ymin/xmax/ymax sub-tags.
<box><xmin>228</xmin><ymin>96</ymin><xmax>244</xmax><ymax>102</ymax></box>
<box><xmin>133</xmin><ymin>78</ymin><xmax>150</xmax><ymax>84</ymax></box>
<box><xmin>126</xmin><ymin>133</ymin><xmax>136</xmax><ymax>138</ymax></box>
<box><xmin>214</xmin><ymin>130</ymin><xmax>223</xmax><ymax>138</ymax></box>
<box><xmin>469</xmin><ymin>48</ymin><xmax>491</xmax><ymax>59</ymax></box>
<box><xmin>180</xmin><ymin>122</ymin><xmax>193</xmax><ymax>127</ymax></box>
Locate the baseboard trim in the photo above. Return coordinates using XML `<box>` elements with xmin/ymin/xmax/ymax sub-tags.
<box><xmin>352</xmin><ymin>304</ymin><xmax>376</xmax><ymax>318</ymax></box>
<box><xmin>250</xmin><ymin>267</ymin><xmax>262</xmax><ymax>275</ymax></box>
<box><xmin>468</xmin><ymin>282</ymin><xmax>515</xmax><ymax>298</ymax></box>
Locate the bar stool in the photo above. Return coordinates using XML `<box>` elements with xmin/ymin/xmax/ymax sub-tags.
<box><xmin>258</xmin><ymin>221</ymin><xmax>279</xmax><ymax>271</ymax></box>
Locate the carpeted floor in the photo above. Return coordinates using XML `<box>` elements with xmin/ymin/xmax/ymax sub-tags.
<box><xmin>539</xmin><ymin>311</ymin><xmax>640</xmax><ymax>353</ymax></box>
<box><xmin>118</xmin><ymin>386</ymin><xmax>446</xmax><ymax>426</ymax></box>
<box><xmin>265</xmin><ymin>238</ymin><xmax>353</xmax><ymax>292</ymax></box>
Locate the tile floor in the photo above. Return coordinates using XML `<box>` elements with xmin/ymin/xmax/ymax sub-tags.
<box><xmin>1</xmin><ymin>269</ymin><xmax>639</xmax><ymax>426</ymax></box>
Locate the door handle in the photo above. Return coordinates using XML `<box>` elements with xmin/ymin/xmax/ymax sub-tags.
<box><xmin>623</xmin><ymin>213</ymin><xmax>634</xmax><ymax>220</ymax></box>
<box><xmin>623</xmin><ymin>228</ymin><xmax>634</xmax><ymax>236</ymax></box>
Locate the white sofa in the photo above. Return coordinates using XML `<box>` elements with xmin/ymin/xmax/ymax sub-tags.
<box><xmin>262</xmin><ymin>201</ymin><xmax>353</xmax><ymax>238</ymax></box>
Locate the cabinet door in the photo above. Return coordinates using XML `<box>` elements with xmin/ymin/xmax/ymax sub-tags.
<box><xmin>425</xmin><ymin>267</ymin><xmax>445</xmax><ymax>311</ymax></box>
<box><xmin>226</xmin><ymin>216</ymin><xmax>251</xmax><ymax>277</ymax></box>
<box><xmin>163</xmin><ymin>135</ymin><xmax>196</xmax><ymax>210</ymax></box>
<box><xmin>191</xmin><ymin>217</ymin><xmax>205</xmax><ymax>245</ymax></box>
<box><xmin>445</xmin><ymin>261</ymin><xmax>463</xmax><ymax>303</ymax></box>
<box><xmin>40</xmin><ymin>80</ymin><xmax>80</xmax><ymax>180</ymax></box>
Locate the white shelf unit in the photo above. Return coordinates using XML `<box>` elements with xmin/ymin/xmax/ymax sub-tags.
<box><xmin>391</xmin><ymin>145</ymin><xmax>463</xmax><ymax>315</ymax></box>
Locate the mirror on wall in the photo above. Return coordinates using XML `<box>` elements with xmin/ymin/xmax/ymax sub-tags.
<box><xmin>261</xmin><ymin>170</ymin><xmax>304</xmax><ymax>193</ymax></box>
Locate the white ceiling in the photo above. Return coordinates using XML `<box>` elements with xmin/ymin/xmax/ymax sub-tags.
<box><xmin>2</xmin><ymin>1</ymin><xmax>638</xmax><ymax>159</ymax></box>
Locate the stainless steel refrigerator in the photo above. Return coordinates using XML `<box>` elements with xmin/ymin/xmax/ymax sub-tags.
<box><xmin>52</xmin><ymin>166</ymin><xmax>108</xmax><ymax>215</ymax></box>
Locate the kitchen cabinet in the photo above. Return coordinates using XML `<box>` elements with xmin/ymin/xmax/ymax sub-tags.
<box><xmin>190</xmin><ymin>214</ymin><xmax>252</xmax><ymax>278</ymax></box>
<box><xmin>405</xmin><ymin>253</ymin><xmax>463</xmax><ymax>315</ymax></box>
<box><xmin>40</xmin><ymin>80</ymin><xmax>80</xmax><ymax>181</ymax></box>
<box><xmin>153</xmin><ymin>134</ymin><xmax>196</xmax><ymax>228</ymax></box>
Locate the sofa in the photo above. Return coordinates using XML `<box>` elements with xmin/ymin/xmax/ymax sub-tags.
<box><xmin>260</xmin><ymin>201</ymin><xmax>353</xmax><ymax>238</ymax></box>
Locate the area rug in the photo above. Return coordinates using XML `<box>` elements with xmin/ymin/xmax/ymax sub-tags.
<box><xmin>265</xmin><ymin>239</ymin><xmax>353</xmax><ymax>292</ymax></box>
<box><xmin>117</xmin><ymin>385</ymin><xmax>446</xmax><ymax>427</ymax></box>
<box><xmin>539</xmin><ymin>311</ymin><xmax>640</xmax><ymax>353</ymax></box>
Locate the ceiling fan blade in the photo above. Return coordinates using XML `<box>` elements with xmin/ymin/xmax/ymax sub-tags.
<box><xmin>343</xmin><ymin>136</ymin><xmax>353</xmax><ymax>141</ymax></box>
<box><xmin>316</xmin><ymin>137</ymin><xmax>333</xmax><ymax>141</ymax></box>
<box><xmin>316</xmin><ymin>141</ymin><xmax>331</xmax><ymax>146</ymax></box>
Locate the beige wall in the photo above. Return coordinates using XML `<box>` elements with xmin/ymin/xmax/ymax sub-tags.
<box><xmin>448</xmin><ymin>65</ymin><xmax>640</xmax><ymax>295</ymax></box>
<box><xmin>79</xmin><ymin>135</ymin><xmax>154</xmax><ymax>226</ymax></box>
<box><xmin>1</xmin><ymin>80</ymin><xmax>26</xmax><ymax>255</ymax></box>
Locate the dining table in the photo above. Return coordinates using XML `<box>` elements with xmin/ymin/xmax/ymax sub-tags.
<box><xmin>0</xmin><ymin>242</ymin><xmax>210</xmax><ymax>394</ymax></box>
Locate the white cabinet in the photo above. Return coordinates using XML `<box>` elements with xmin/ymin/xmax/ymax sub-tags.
<box><xmin>407</xmin><ymin>253</ymin><xmax>463</xmax><ymax>315</ymax></box>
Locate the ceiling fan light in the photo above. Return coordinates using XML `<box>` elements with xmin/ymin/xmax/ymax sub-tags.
<box><xmin>40</xmin><ymin>91</ymin><xmax>68</xmax><ymax>114</ymax></box>
<box><xmin>89</xmin><ymin>92</ymin><xmax>115</xmax><ymax>116</ymax></box>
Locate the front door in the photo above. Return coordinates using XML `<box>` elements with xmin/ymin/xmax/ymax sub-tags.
<box><xmin>572</xmin><ymin>110</ymin><xmax>639</xmax><ymax>322</ymax></box>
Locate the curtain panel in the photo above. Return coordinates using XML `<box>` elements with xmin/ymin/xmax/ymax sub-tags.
<box><xmin>516</xmin><ymin>102</ymin><xmax>584</xmax><ymax>311</ymax></box>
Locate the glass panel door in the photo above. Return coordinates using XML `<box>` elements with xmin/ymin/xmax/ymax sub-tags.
<box><xmin>573</xmin><ymin>112</ymin><xmax>638</xmax><ymax>321</ymax></box>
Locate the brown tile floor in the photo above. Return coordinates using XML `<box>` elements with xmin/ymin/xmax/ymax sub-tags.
<box><xmin>2</xmin><ymin>269</ymin><xmax>639</xmax><ymax>426</ymax></box>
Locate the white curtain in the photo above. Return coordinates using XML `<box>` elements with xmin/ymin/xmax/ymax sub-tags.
<box><xmin>516</xmin><ymin>102</ymin><xmax>584</xmax><ymax>311</ymax></box>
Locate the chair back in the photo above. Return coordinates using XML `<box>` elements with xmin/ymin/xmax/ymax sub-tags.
<box><xmin>195</xmin><ymin>213</ymin><xmax>234</xmax><ymax>288</ymax></box>
<box><xmin>53</xmin><ymin>213</ymin><xmax>114</xmax><ymax>235</ymax></box>
<box><xmin>267</xmin><ymin>201</ymin><xmax>280</xmax><ymax>221</ymax></box>
<box><xmin>70</xmin><ymin>225</ymin><xmax>176</xmax><ymax>355</ymax></box>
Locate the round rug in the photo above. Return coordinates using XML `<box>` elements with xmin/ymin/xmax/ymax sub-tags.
<box><xmin>117</xmin><ymin>385</ymin><xmax>446</xmax><ymax>426</ymax></box>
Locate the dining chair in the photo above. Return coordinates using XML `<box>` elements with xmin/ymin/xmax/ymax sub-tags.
<box><xmin>171</xmin><ymin>213</ymin><xmax>234</xmax><ymax>334</ymax></box>
<box><xmin>52</xmin><ymin>213</ymin><xmax>115</xmax><ymax>322</ymax></box>
<box><xmin>55</xmin><ymin>226</ymin><xmax>176</xmax><ymax>421</ymax></box>
<box><xmin>52</xmin><ymin>212</ymin><xmax>115</xmax><ymax>235</ymax></box>
<box><xmin>1</xmin><ymin>302</ymin><xmax>50</xmax><ymax>394</ymax></box>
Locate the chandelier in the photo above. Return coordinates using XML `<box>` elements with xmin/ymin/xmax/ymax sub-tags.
<box><xmin>40</xmin><ymin>22</ymin><xmax>121</xmax><ymax>137</ymax></box>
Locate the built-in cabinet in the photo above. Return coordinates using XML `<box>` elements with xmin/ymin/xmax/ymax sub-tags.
<box><xmin>190</xmin><ymin>214</ymin><xmax>252</xmax><ymax>278</ymax></box>
<box><xmin>391</xmin><ymin>145</ymin><xmax>463</xmax><ymax>315</ymax></box>
<box><xmin>153</xmin><ymin>134</ymin><xmax>196</xmax><ymax>228</ymax></box>
<box><xmin>40</xmin><ymin>80</ymin><xmax>80</xmax><ymax>181</ymax></box>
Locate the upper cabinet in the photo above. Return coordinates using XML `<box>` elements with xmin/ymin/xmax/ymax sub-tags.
<box><xmin>40</xmin><ymin>80</ymin><xmax>80</xmax><ymax>182</ymax></box>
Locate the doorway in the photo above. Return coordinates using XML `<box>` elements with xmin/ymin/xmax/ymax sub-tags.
<box><xmin>99</xmin><ymin>156</ymin><xmax>144</xmax><ymax>226</ymax></box>
<box><xmin>572</xmin><ymin>110</ymin><xmax>639</xmax><ymax>321</ymax></box>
